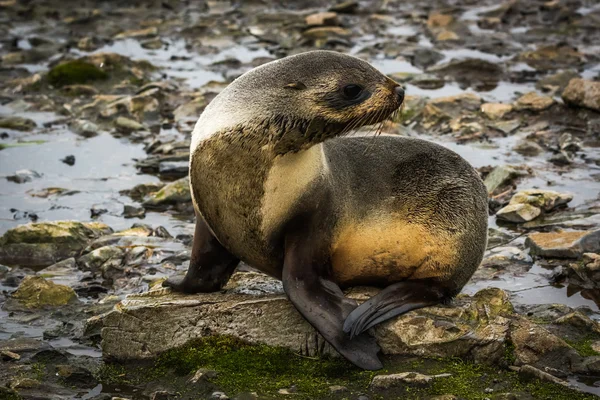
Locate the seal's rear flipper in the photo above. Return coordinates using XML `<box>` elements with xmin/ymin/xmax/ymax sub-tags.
<box><xmin>343</xmin><ymin>281</ymin><xmax>446</xmax><ymax>339</ymax></box>
<box><xmin>163</xmin><ymin>214</ymin><xmax>239</xmax><ymax>293</ymax></box>
<box><xmin>283</xmin><ymin>230</ymin><xmax>383</xmax><ymax>371</ymax></box>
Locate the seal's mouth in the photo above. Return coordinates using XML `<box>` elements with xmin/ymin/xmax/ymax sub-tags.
<box><xmin>335</xmin><ymin>84</ymin><xmax>404</xmax><ymax>138</ymax></box>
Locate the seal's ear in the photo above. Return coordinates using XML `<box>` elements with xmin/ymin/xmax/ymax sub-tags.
<box><xmin>284</xmin><ymin>81</ymin><xmax>307</xmax><ymax>90</ymax></box>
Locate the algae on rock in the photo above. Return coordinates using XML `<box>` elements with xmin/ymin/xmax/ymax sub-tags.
<box><xmin>0</xmin><ymin>220</ymin><xmax>112</xmax><ymax>267</ymax></box>
<box><xmin>9</xmin><ymin>276</ymin><xmax>77</xmax><ymax>309</ymax></box>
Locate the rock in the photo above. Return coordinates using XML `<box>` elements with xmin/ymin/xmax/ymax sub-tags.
<box><xmin>509</xmin><ymin>317</ymin><xmax>580</xmax><ymax>372</ymax></box>
<box><xmin>513</xmin><ymin>140</ymin><xmax>543</xmax><ymax>156</ymax></box>
<box><xmin>525</xmin><ymin>229</ymin><xmax>600</xmax><ymax>259</ymax></box>
<box><xmin>410</xmin><ymin>74</ymin><xmax>445</xmax><ymax>90</ymax></box>
<box><xmin>115</xmin><ymin>116</ymin><xmax>144</xmax><ymax>132</ymax></box>
<box><xmin>567</xmin><ymin>253</ymin><xmax>600</xmax><ymax>289</ymax></box>
<box><xmin>141</xmin><ymin>38</ymin><xmax>164</xmax><ymax>50</ymax></box>
<box><xmin>427</xmin><ymin>59</ymin><xmax>503</xmax><ymax>89</ymax></box>
<box><xmin>114</xmin><ymin>27</ymin><xmax>158</xmax><ymax>39</ymax></box>
<box><xmin>402</xmin><ymin>47</ymin><xmax>444</xmax><ymax>70</ymax></box>
<box><xmin>302</xmin><ymin>26</ymin><xmax>351</xmax><ymax>40</ymax></box>
<box><xmin>150</xmin><ymin>391</ymin><xmax>175</xmax><ymax>400</ymax></box>
<box><xmin>122</xmin><ymin>182</ymin><xmax>165</xmax><ymax>201</ymax></box>
<box><xmin>78</xmin><ymin>245</ymin><xmax>125</xmax><ymax>273</ymax></box>
<box><xmin>158</xmin><ymin>161</ymin><xmax>189</xmax><ymax>179</ymax></box>
<box><xmin>62</xmin><ymin>84</ymin><xmax>99</xmax><ymax>96</ymax></box>
<box><xmin>549</xmin><ymin>151</ymin><xmax>573</xmax><ymax>166</ymax></box>
<box><xmin>436</xmin><ymin>30</ymin><xmax>459</xmax><ymax>41</ymax></box>
<box><xmin>558</xmin><ymin>133</ymin><xmax>581</xmax><ymax>153</ymax></box>
<box><xmin>483</xmin><ymin>165</ymin><xmax>527</xmax><ymax>194</ymax></box>
<box><xmin>98</xmin><ymin>285</ymin><xmax>512</xmax><ymax>364</ymax></box>
<box><xmin>61</xmin><ymin>155</ymin><xmax>75</xmax><ymax>166</ymax></box>
<box><xmin>518</xmin><ymin>365</ymin><xmax>572</xmax><ymax>387</ymax></box>
<box><xmin>305</xmin><ymin>12</ymin><xmax>338</xmax><ymax>26</ymax></box>
<box><xmin>517</xmin><ymin>45</ymin><xmax>585</xmax><ymax>71</ymax></box>
<box><xmin>56</xmin><ymin>364</ymin><xmax>96</xmax><ymax>387</ymax></box>
<box><xmin>562</xmin><ymin>78</ymin><xmax>600</xmax><ymax>112</ymax></box>
<box><xmin>0</xmin><ymin>116</ymin><xmax>37</xmax><ymax>131</ymax></box>
<box><xmin>123</xmin><ymin>205</ymin><xmax>146</xmax><ymax>219</ymax></box>
<box><xmin>329</xmin><ymin>1</ymin><xmax>358</xmax><ymax>13</ymax></box>
<box><xmin>188</xmin><ymin>368</ymin><xmax>218</xmax><ymax>384</ymax></box>
<box><xmin>77</xmin><ymin>36</ymin><xmax>102</xmax><ymax>51</ymax></box>
<box><xmin>496</xmin><ymin>203</ymin><xmax>541</xmax><ymax>223</ymax></box>
<box><xmin>555</xmin><ymin>311</ymin><xmax>600</xmax><ymax>334</ymax></box>
<box><xmin>328</xmin><ymin>385</ymin><xmax>347</xmax><ymax>394</ymax></box>
<box><xmin>514</xmin><ymin>92</ymin><xmax>555</xmax><ymax>112</ymax></box>
<box><xmin>371</xmin><ymin>372</ymin><xmax>451</xmax><ymax>388</ymax></box>
<box><xmin>7</xmin><ymin>169</ymin><xmax>42</xmax><ymax>183</ymax></box>
<box><xmin>508</xmin><ymin>189</ymin><xmax>573</xmax><ymax>212</ymax></box>
<box><xmin>481</xmin><ymin>103</ymin><xmax>513</xmax><ymax>120</ymax></box>
<box><xmin>536</xmin><ymin>70</ymin><xmax>579</xmax><ymax>94</ymax></box>
<box><xmin>10</xmin><ymin>276</ymin><xmax>77</xmax><ymax>308</ymax></box>
<box><xmin>9</xmin><ymin>377</ymin><xmax>41</xmax><ymax>389</ymax></box>
<box><xmin>0</xmin><ymin>221</ymin><xmax>112</xmax><ymax>267</ymax></box>
<box><xmin>70</xmin><ymin>119</ymin><xmax>100</xmax><ymax>137</ymax></box>
<box><xmin>142</xmin><ymin>176</ymin><xmax>191</xmax><ymax>209</ymax></box>
<box><xmin>211</xmin><ymin>392</ymin><xmax>229</xmax><ymax>400</ymax></box>
<box><xmin>427</xmin><ymin>13</ymin><xmax>454</xmax><ymax>29</ymax></box>
<box><xmin>421</xmin><ymin>93</ymin><xmax>482</xmax><ymax>129</ymax></box>
<box><xmin>173</xmin><ymin>96</ymin><xmax>208</xmax><ymax>125</ymax></box>
<box><xmin>47</xmin><ymin>60</ymin><xmax>108</xmax><ymax>87</ymax></box>
<box><xmin>1</xmin><ymin>350</ymin><xmax>21</xmax><ymax>361</ymax></box>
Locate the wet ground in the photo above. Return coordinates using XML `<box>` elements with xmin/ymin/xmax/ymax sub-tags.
<box><xmin>1</xmin><ymin>0</ymin><xmax>600</xmax><ymax>398</ymax></box>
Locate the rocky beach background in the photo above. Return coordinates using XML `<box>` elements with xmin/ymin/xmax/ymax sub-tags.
<box><xmin>1</xmin><ymin>0</ymin><xmax>600</xmax><ymax>399</ymax></box>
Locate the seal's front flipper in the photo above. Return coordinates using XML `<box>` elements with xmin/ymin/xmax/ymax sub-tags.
<box><xmin>282</xmin><ymin>231</ymin><xmax>383</xmax><ymax>371</ymax></box>
<box><xmin>343</xmin><ymin>281</ymin><xmax>446</xmax><ymax>339</ymax></box>
<box><xmin>163</xmin><ymin>215</ymin><xmax>239</xmax><ymax>294</ymax></box>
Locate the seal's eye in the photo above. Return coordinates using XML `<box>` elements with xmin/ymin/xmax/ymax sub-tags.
<box><xmin>343</xmin><ymin>84</ymin><xmax>363</xmax><ymax>100</ymax></box>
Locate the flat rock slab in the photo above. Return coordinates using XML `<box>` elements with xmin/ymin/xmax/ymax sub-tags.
<box><xmin>526</xmin><ymin>229</ymin><xmax>600</xmax><ymax>258</ymax></box>
<box><xmin>98</xmin><ymin>280</ymin><xmax>511</xmax><ymax>364</ymax></box>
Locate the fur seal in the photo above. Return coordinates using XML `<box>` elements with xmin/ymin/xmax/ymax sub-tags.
<box><xmin>164</xmin><ymin>50</ymin><xmax>488</xmax><ymax>370</ymax></box>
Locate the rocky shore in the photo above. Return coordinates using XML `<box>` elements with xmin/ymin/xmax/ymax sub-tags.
<box><xmin>1</xmin><ymin>0</ymin><xmax>600</xmax><ymax>399</ymax></box>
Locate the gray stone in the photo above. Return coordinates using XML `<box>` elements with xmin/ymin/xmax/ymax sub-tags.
<box><xmin>0</xmin><ymin>221</ymin><xmax>112</xmax><ymax>267</ymax></box>
<box><xmin>70</xmin><ymin>119</ymin><xmax>100</xmax><ymax>137</ymax></box>
<box><xmin>483</xmin><ymin>165</ymin><xmax>528</xmax><ymax>194</ymax></box>
<box><xmin>562</xmin><ymin>78</ymin><xmax>600</xmax><ymax>112</ymax></box>
<box><xmin>496</xmin><ymin>203</ymin><xmax>541</xmax><ymax>223</ymax></box>
<box><xmin>98</xmin><ymin>283</ymin><xmax>512</xmax><ymax>364</ymax></box>
<box><xmin>115</xmin><ymin>116</ymin><xmax>144</xmax><ymax>132</ymax></box>
<box><xmin>7</xmin><ymin>169</ymin><xmax>41</xmax><ymax>183</ymax></box>
<box><xmin>371</xmin><ymin>372</ymin><xmax>451</xmax><ymax>388</ymax></box>
<box><xmin>0</xmin><ymin>116</ymin><xmax>36</xmax><ymax>131</ymax></box>
<box><xmin>525</xmin><ymin>229</ymin><xmax>600</xmax><ymax>259</ymax></box>
<box><xmin>77</xmin><ymin>245</ymin><xmax>125</xmax><ymax>272</ymax></box>
<box><xmin>143</xmin><ymin>176</ymin><xmax>191</xmax><ymax>209</ymax></box>
<box><xmin>512</xmin><ymin>140</ymin><xmax>543</xmax><ymax>156</ymax></box>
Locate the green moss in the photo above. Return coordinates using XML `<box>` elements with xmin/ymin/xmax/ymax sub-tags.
<box><xmin>154</xmin><ymin>336</ymin><xmax>375</xmax><ymax>398</ymax></box>
<box><xmin>564</xmin><ymin>337</ymin><xmax>600</xmax><ymax>357</ymax></box>
<box><xmin>47</xmin><ymin>60</ymin><xmax>108</xmax><ymax>87</ymax></box>
<box><xmin>97</xmin><ymin>336</ymin><xmax>597</xmax><ymax>400</ymax></box>
<box><xmin>504</xmin><ymin>340</ymin><xmax>516</xmax><ymax>365</ymax></box>
<box><xmin>0</xmin><ymin>387</ymin><xmax>22</xmax><ymax>400</ymax></box>
<box><xmin>95</xmin><ymin>363</ymin><xmax>131</xmax><ymax>385</ymax></box>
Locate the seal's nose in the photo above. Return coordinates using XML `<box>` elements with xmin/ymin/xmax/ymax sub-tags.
<box><xmin>394</xmin><ymin>86</ymin><xmax>405</xmax><ymax>104</ymax></box>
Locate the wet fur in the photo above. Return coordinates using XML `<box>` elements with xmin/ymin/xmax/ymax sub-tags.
<box><xmin>167</xmin><ymin>51</ymin><xmax>488</xmax><ymax>370</ymax></box>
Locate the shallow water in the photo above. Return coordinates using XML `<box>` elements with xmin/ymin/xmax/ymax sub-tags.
<box><xmin>1</xmin><ymin>3</ymin><xmax>600</xmax><ymax>396</ymax></box>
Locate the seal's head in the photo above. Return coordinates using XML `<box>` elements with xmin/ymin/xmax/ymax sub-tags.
<box><xmin>194</xmin><ymin>50</ymin><xmax>404</xmax><ymax>153</ymax></box>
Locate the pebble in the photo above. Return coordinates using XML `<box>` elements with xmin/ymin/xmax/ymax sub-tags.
<box><xmin>61</xmin><ymin>155</ymin><xmax>76</xmax><ymax>166</ymax></box>
<box><xmin>7</xmin><ymin>169</ymin><xmax>42</xmax><ymax>183</ymax></box>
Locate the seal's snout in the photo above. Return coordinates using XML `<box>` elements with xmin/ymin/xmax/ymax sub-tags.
<box><xmin>394</xmin><ymin>86</ymin><xmax>405</xmax><ymax>105</ymax></box>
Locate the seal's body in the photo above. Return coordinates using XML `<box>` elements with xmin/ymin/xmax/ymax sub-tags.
<box><xmin>165</xmin><ymin>51</ymin><xmax>488</xmax><ymax>370</ymax></box>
